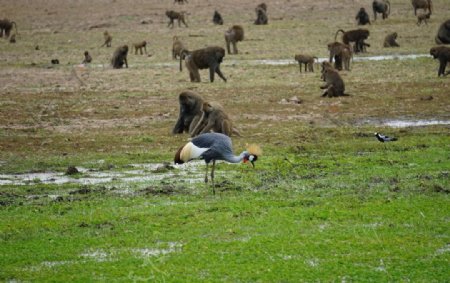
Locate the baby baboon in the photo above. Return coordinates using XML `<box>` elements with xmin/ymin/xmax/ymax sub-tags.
<box><xmin>383</xmin><ymin>32</ymin><xmax>400</xmax><ymax>47</ymax></box>
<box><xmin>412</xmin><ymin>0</ymin><xmax>432</xmax><ymax>16</ymax></box>
<box><xmin>133</xmin><ymin>41</ymin><xmax>147</xmax><ymax>55</ymax></box>
<box><xmin>172</xmin><ymin>91</ymin><xmax>204</xmax><ymax>134</ymax></box>
<box><xmin>111</xmin><ymin>45</ymin><xmax>128</xmax><ymax>69</ymax></box>
<box><xmin>335</xmin><ymin>29</ymin><xmax>370</xmax><ymax>53</ymax></box>
<box><xmin>0</xmin><ymin>19</ymin><xmax>18</xmax><ymax>38</ymax></box>
<box><xmin>101</xmin><ymin>31</ymin><xmax>112</xmax><ymax>47</ymax></box>
<box><xmin>372</xmin><ymin>0</ymin><xmax>390</xmax><ymax>20</ymax></box>
<box><xmin>190</xmin><ymin>102</ymin><xmax>233</xmax><ymax>137</ymax></box>
<box><xmin>327</xmin><ymin>42</ymin><xmax>352</xmax><ymax>71</ymax></box>
<box><xmin>224</xmin><ymin>25</ymin><xmax>244</xmax><ymax>55</ymax></box>
<box><xmin>213</xmin><ymin>10</ymin><xmax>223</xmax><ymax>25</ymax></box>
<box><xmin>172</xmin><ymin>36</ymin><xmax>186</xmax><ymax>59</ymax></box>
<box><xmin>82</xmin><ymin>51</ymin><xmax>92</xmax><ymax>64</ymax></box>
<box><xmin>356</xmin><ymin>7</ymin><xmax>371</xmax><ymax>25</ymax></box>
<box><xmin>417</xmin><ymin>11</ymin><xmax>431</xmax><ymax>26</ymax></box>
<box><xmin>294</xmin><ymin>54</ymin><xmax>318</xmax><ymax>73</ymax></box>
<box><xmin>9</xmin><ymin>33</ymin><xmax>16</xmax><ymax>43</ymax></box>
<box><xmin>182</xmin><ymin>46</ymin><xmax>227</xmax><ymax>83</ymax></box>
<box><xmin>254</xmin><ymin>3</ymin><xmax>268</xmax><ymax>25</ymax></box>
<box><xmin>435</xmin><ymin>19</ymin><xmax>450</xmax><ymax>44</ymax></box>
<box><xmin>430</xmin><ymin>46</ymin><xmax>450</xmax><ymax>77</ymax></box>
<box><xmin>321</xmin><ymin>68</ymin><xmax>346</xmax><ymax>97</ymax></box>
<box><xmin>166</xmin><ymin>10</ymin><xmax>188</xmax><ymax>28</ymax></box>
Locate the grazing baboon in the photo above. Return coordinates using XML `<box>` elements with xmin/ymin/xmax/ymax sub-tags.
<box><xmin>224</xmin><ymin>25</ymin><xmax>244</xmax><ymax>54</ymax></box>
<box><xmin>101</xmin><ymin>31</ymin><xmax>112</xmax><ymax>47</ymax></box>
<box><xmin>9</xmin><ymin>33</ymin><xmax>16</xmax><ymax>43</ymax></box>
<box><xmin>356</xmin><ymin>8</ymin><xmax>371</xmax><ymax>25</ymax></box>
<box><xmin>190</xmin><ymin>102</ymin><xmax>234</xmax><ymax>137</ymax></box>
<box><xmin>321</xmin><ymin>68</ymin><xmax>346</xmax><ymax>97</ymax></box>
<box><xmin>172</xmin><ymin>91</ymin><xmax>204</xmax><ymax>134</ymax></box>
<box><xmin>82</xmin><ymin>51</ymin><xmax>92</xmax><ymax>64</ymax></box>
<box><xmin>133</xmin><ymin>41</ymin><xmax>147</xmax><ymax>55</ymax></box>
<box><xmin>0</xmin><ymin>19</ymin><xmax>18</xmax><ymax>38</ymax></box>
<box><xmin>174</xmin><ymin>0</ymin><xmax>188</xmax><ymax>4</ymax></box>
<box><xmin>435</xmin><ymin>19</ymin><xmax>450</xmax><ymax>44</ymax></box>
<box><xmin>335</xmin><ymin>29</ymin><xmax>370</xmax><ymax>53</ymax></box>
<box><xmin>213</xmin><ymin>10</ymin><xmax>224</xmax><ymax>25</ymax></box>
<box><xmin>294</xmin><ymin>54</ymin><xmax>318</xmax><ymax>73</ymax></box>
<box><xmin>172</xmin><ymin>36</ymin><xmax>186</xmax><ymax>60</ymax></box>
<box><xmin>254</xmin><ymin>3</ymin><xmax>268</xmax><ymax>25</ymax></box>
<box><xmin>111</xmin><ymin>45</ymin><xmax>128</xmax><ymax>69</ymax></box>
<box><xmin>166</xmin><ymin>10</ymin><xmax>188</xmax><ymax>28</ymax></box>
<box><xmin>383</xmin><ymin>32</ymin><xmax>399</xmax><ymax>47</ymax></box>
<box><xmin>328</xmin><ymin>42</ymin><xmax>352</xmax><ymax>71</ymax></box>
<box><xmin>412</xmin><ymin>0</ymin><xmax>432</xmax><ymax>16</ymax></box>
<box><xmin>417</xmin><ymin>11</ymin><xmax>431</xmax><ymax>26</ymax></box>
<box><xmin>181</xmin><ymin>46</ymin><xmax>227</xmax><ymax>83</ymax></box>
<box><xmin>372</xmin><ymin>0</ymin><xmax>390</xmax><ymax>20</ymax></box>
<box><xmin>430</xmin><ymin>46</ymin><xmax>450</xmax><ymax>76</ymax></box>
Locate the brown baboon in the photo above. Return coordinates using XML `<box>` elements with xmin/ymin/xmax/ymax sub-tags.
<box><xmin>320</xmin><ymin>61</ymin><xmax>335</xmax><ymax>81</ymax></box>
<box><xmin>166</xmin><ymin>10</ymin><xmax>188</xmax><ymax>28</ymax></box>
<box><xmin>320</xmin><ymin>68</ymin><xmax>346</xmax><ymax>97</ymax></box>
<box><xmin>327</xmin><ymin>42</ymin><xmax>352</xmax><ymax>71</ymax></box>
<box><xmin>213</xmin><ymin>10</ymin><xmax>223</xmax><ymax>25</ymax></box>
<box><xmin>111</xmin><ymin>45</ymin><xmax>128</xmax><ymax>69</ymax></box>
<box><xmin>9</xmin><ymin>33</ymin><xmax>16</xmax><ymax>43</ymax></box>
<box><xmin>0</xmin><ymin>19</ymin><xmax>18</xmax><ymax>38</ymax></box>
<box><xmin>383</xmin><ymin>32</ymin><xmax>400</xmax><ymax>47</ymax></box>
<box><xmin>82</xmin><ymin>51</ymin><xmax>92</xmax><ymax>64</ymax></box>
<box><xmin>417</xmin><ymin>11</ymin><xmax>431</xmax><ymax>26</ymax></box>
<box><xmin>412</xmin><ymin>0</ymin><xmax>432</xmax><ymax>16</ymax></box>
<box><xmin>181</xmin><ymin>46</ymin><xmax>227</xmax><ymax>83</ymax></box>
<box><xmin>172</xmin><ymin>36</ymin><xmax>186</xmax><ymax>59</ymax></box>
<box><xmin>356</xmin><ymin>8</ymin><xmax>371</xmax><ymax>25</ymax></box>
<box><xmin>335</xmin><ymin>29</ymin><xmax>370</xmax><ymax>53</ymax></box>
<box><xmin>254</xmin><ymin>3</ymin><xmax>268</xmax><ymax>25</ymax></box>
<box><xmin>174</xmin><ymin>0</ymin><xmax>188</xmax><ymax>4</ymax></box>
<box><xmin>294</xmin><ymin>54</ymin><xmax>318</xmax><ymax>73</ymax></box>
<box><xmin>133</xmin><ymin>41</ymin><xmax>147</xmax><ymax>55</ymax></box>
<box><xmin>172</xmin><ymin>91</ymin><xmax>204</xmax><ymax>134</ymax></box>
<box><xmin>190</xmin><ymin>102</ymin><xmax>233</xmax><ymax>137</ymax></box>
<box><xmin>430</xmin><ymin>46</ymin><xmax>450</xmax><ymax>77</ymax></box>
<box><xmin>372</xmin><ymin>0</ymin><xmax>390</xmax><ymax>20</ymax></box>
<box><xmin>101</xmin><ymin>31</ymin><xmax>112</xmax><ymax>47</ymax></box>
<box><xmin>224</xmin><ymin>25</ymin><xmax>244</xmax><ymax>54</ymax></box>
<box><xmin>435</xmin><ymin>19</ymin><xmax>450</xmax><ymax>44</ymax></box>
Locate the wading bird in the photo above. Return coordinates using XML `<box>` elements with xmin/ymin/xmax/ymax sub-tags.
<box><xmin>174</xmin><ymin>132</ymin><xmax>261</xmax><ymax>194</ymax></box>
<box><xmin>375</xmin><ymin>132</ymin><xmax>398</xmax><ymax>142</ymax></box>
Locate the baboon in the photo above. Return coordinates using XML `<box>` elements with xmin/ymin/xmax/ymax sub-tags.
<box><xmin>166</xmin><ymin>10</ymin><xmax>188</xmax><ymax>28</ymax></box>
<box><xmin>133</xmin><ymin>41</ymin><xmax>147</xmax><ymax>55</ymax></box>
<box><xmin>328</xmin><ymin>42</ymin><xmax>352</xmax><ymax>71</ymax></box>
<box><xmin>172</xmin><ymin>91</ymin><xmax>204</xmax><ymax>134</ymax></box>
<box><xmin>172</xmin><ymin>36</ymin><xmax>186</xmax><ymax>59</ymax></box>
<box><xmin>0</xmin><ymin>19</ymin><xmax>18</xmax><ymax>38</ymax></box>
<box><xmin>417</xmin><ymin>11</ymin><xmax>431</xmax><ymax>26</ymax></box>
<box><xmin>430</xmin><ymin>46</ymin><xmax>450</xmax><ymax>76</ymax></box>
<box><xmin>213</xmin><ymin>10</ymin><xmax>224</xmax><ymax>25</ymax></box>
<box><xmin>435</xmin><ymin>19</ymin><xmax>450</xmax><ymax>44</ymax></box>
<box><xmin>356</xmin><ymin>8</ymin><xmax>371</xmax><ymax>25</ymax></box>
<box><xmin>320</xmin><ymin>61</ymin><xmax>335</xmax><ymax>81</ymax></box>
<box><xmin>254</xmin><ymin>3</ymin><xmax>268</xmax><ymax>25</ymax></box>
<box><xmin>174</xmin><ymin>0</ymin><xmax>188</xmax><ymax>4</ymax></box>
<box><xmin>101</xmin><ymin>31</ymin><xmax>112</xmax><ymax>47</ymax></box>
<box><xmin>82</xmin><ymin>51</ymin><xmax>92</xmax><ymax>64</ymax></box>
<box><xmin>190</xmin><ymin>102</ymin><xmax>234</xmax><ymax>137</ymax></box>
<box><xmin>372</xmin><ymin>0</ymin><xmax>390</xmax><ymax>20</ymax></box>
<box><xmin>224</xmin><ymin>25</ymin><xmax>244</xmax><ymax>54</ymax></box>
<box><xmin>111</xmin><ymin>45</ymin><xmax>128</xmax><ymax>69</ymax></box>
<box><xmin>294</xmin><ymin>54</ymin><xmax>318</xmax><ymax>72</ymax></box>
<box><xmin>335</xmin><ymin>29</ymin><xmax>370</xmax><ymax>53</ymax></box>
<box><xmin>9</xmin><ymin>33</ymin><xmax>16</xmax><ymax>43</ymax></box>
<box><xmin>412</xmin><ymin>0</ymin><xmax>432</xmax><ymax>16</ymax></box>
<box><xmin>383</xmin><ymin>32</ymin><xmax>400</xmax><ymax>47</ymax></box>
<box><xmin>181</xmin><ymin>46</ymin><xmax>227</xmax><ymax>83</ymax></box>
<box><xmin>320</xmin><ymin>68</ymin><xmax>346</xmax><ymax>97</ymax></box>
<box><xmin>51</xmin><ymin>59</ymin><xmax>59</xmax><ymax>64</ymax></box>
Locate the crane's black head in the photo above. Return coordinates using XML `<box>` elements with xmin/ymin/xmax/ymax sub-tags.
<box><xmin>243</xmin><ymin>144</ymin><xmax>262</xmax><ymax>168</ymax></box>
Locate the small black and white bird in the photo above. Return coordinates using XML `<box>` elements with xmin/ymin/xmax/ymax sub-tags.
<box><xmin>174</xmin><ymin>132</ymin><xmax>261</xmax><ymax>194</ymax></box>
<box><xmin>374</xmin><ymin>132</ymin><xmax>398</xmax><ymax>142</ymax></box>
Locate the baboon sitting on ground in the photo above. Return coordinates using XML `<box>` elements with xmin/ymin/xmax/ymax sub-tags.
<box><xmin>101</xmin><ymin>31</ymin><xmax>112</xmax><ymax>47</ymax></box>
<box><xmin>356</xmin><ymin>8</ymin><xmax>371</xmax><ymax>25</ymax></box>
<box><xmin>254</xmin><ymin>3</ymin><xmax>268</xmax><ymax>25</ymax></box>
<box><xmin>213</xmin><ymin>11</ymin><xmax>223</xmax><ymax>25</ymax></box>
<box><xmin>111</xmin><ymin>45</ymin><xmax>128</xmax><ymax>69</ymax></box>
<box><xmin>383</xmin><ymin>32</ymin><xmax>400</xmax><ymax>47</ymax></box>
<box><xmin>172</xmin><ymin>91</ymin><xmax>204</xmax><ymax>134</ymax></box>
<box><xmin>321</xmin><ymin>68</ymin><xmax>346</xmax><ymax>97</ymax></box>
<box><xmin>82</xmin><ymin>51</ymin><xmax>92</xmax><ymax>64</ymax></box>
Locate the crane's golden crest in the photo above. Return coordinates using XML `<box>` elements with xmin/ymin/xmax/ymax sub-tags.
<box><xmin>246</xmin><ymin>144</ymin><xmax>262</xmax><ymax>156</ymax></box>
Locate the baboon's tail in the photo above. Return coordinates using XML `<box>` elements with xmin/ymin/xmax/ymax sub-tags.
<box><xmin>334</xmin><ymin>29</ymin><xmax>345</xmax><ymax>41</ymax></box>
<box><xmin>386</xmin><ymin>0</ymin><xmax>391</xmax><ymax>16</ymax></box>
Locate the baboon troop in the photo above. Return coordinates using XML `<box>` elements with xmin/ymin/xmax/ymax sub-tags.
<box><xmin>356</xmin><ymin>8</ymin><xmax>371</xmax><ymax>25</ymax></box>
<box><xmin>335</xmin><ymin>29</ymin><xmax>370</xmax><ymax>53</ymax></box>
<box><xmin>417</xmin><ymin>11</ymin><xmax>431</xmax><ymax>26</ymax></box>
<box><xmin>172</xmin><ymin>36</ymin><xmax>186</xmax><ymax>60</ymax></box>
<box><xmin>254</xmin><ymin>3</ymin><xmax>268</xmax><ymax>25</ymax></box>
<box><xmin>0</xmin><ymin>19</ymin><xmax>18</xmax><ymax>38</ymax></box>
<box><xmin>111</xmin><ymin>45</ymin><xmax>129</xmax><ymax>69</ymax></box>
<box><xmin>182</xmin><ymin>46</ymin><xmax>227</xmax><ymax>83</ymax></box>
<box><xmin>435</xmin><ymin>19</ymin><xmax>450</xmax><ymax>44</ymax></box>
<box><xmin>327</xmin><ymin>42</ymin><xmax>352</xmax><ymax>71</ymax></box>
<box><xmin>133</xmin><ymin>41</ymin><xmax>147</xmax><ymax>55</ymax></box>
<box><xmin>320</xmin><ymin>67</ymin><xmax>346</xmax><ymax>97</ymax></box>
<box><xmin>224</xmin><ymin>25</ymin><xmax>244</xmax><ymax>55</ymax></box>
<box><xmin>82</xmin><ymin>51</ymin><xmax>92</xmax><ymax>64</ymax></box>
<box><xmin>166</xmin><ymin>10</ymin><xmax>188</xmax><ymax>28</ymax></box>
<box><xmin>294</xmin><ymin>54</ymin><xmax>318</xmax><ymax>73</ymax></box>
<box><xmin>372</xmin><ymin>0</ymin><xmax>390</xmax><ymax>20</ymax></box>
<box><xmin>383</xmin><ymin>32</ymin><xmax>400</xmax><ymax>47</ymax></box>
<box><xmin>213</xmin><ymin>10</ymin><xmax>224</xmax><ymax>25</ymax></box>
<box><xmin>189</xmin><ymin>102</ymin><xmax>234</xmax><ymax>137</ymax></box>
<box><xmin>411</xmin><ymin>0</ymin><xmax>432</xmax><ymax>16</ymax></box>
<box><xmin>172</xmin><ymin>91</ymin><xmax>204</xmax><ymax>134</ymax></box>
<box><xmin>101</xmin><ymin>31</ymin><xmax>112</xmax><ymax>47</ymax></box>
<box><xmin>430</xmin><ymin>46</ymin><xmax>450</xmax><ymax>77</ymax></box>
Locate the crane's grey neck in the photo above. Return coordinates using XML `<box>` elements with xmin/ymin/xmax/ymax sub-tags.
<box><xmin>223</xmin><ymin>151</ymin><xmax>248</xmax><ymax>163</ymax></box>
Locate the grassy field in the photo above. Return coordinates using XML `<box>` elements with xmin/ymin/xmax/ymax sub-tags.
<box><xmin>0</xmin><ymin>0</ymin><xmax>449</xmax><ymax>281</ymax></box>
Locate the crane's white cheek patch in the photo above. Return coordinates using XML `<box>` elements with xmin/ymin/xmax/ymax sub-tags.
<box><xmin>180</xmin><ymin>142</ymin><xmax>209</xmax><ymax>162</ymax></box>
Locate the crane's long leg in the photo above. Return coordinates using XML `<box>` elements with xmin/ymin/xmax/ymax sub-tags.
<box><xmin>211</xmin><ymin>160</ymin><xmax>216</xmax><ymax>195</ymax></box>
<box><xmin>204</xmin><ymin>163</ymin><xmax>209</xmax><ymax>183</ymax></box>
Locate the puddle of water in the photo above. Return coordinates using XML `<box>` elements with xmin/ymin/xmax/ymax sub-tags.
<box><xmin>359</xmin><ymin>119</ymin><xmax>450</xmax><ymax>128</ymax></box>
<box><xmin>133</xmin><ymin>242</ymin><xmax>182</xmax><ymax>258</ymax></box>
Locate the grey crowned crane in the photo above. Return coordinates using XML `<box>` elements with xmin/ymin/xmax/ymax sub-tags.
<box><xmin>174</xmin><ymin>132</ymin><xmax>262</xmax><ymax>194</ymax></box>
